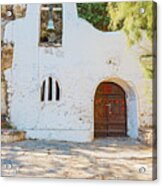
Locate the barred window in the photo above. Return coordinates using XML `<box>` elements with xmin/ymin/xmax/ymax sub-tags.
<box><xmin>40</xmin><ymin>77</ymin><xmax>60</xmax><ymax>102</ymax></box>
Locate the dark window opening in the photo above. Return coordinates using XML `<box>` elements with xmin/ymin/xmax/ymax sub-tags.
<box><xmin>48</xmin><ymin>77</ymin><xmax>53</xmax><ymax>101</ymax></box>
<box><xmin>56</xmin><ymin>81</ymin><xmax>60</xmax><ymax>101</ymax></box>
<box><xmin>39</xmin><ymin>4</ymin><xmax>63</xmax><ymax>47</ymax></box>
<box><xmin>40</xmin><ymin>78</ymin><xmax>60</xmax><ymax>102</ymax></box>
<box><xmin>41</xmin><ymin>80</ymin><xmax>45</xmax><ymax>101</ymax></box>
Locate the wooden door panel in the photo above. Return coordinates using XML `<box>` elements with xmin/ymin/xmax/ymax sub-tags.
<box><xmin>94</xmin><ymin>82</ymin><xmax>127</xmax><ymax>138</ymax></box>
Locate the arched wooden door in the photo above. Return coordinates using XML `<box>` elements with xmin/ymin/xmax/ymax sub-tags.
<box><xmin>94</xmin><ymin>82</ymin><xmax>127</xmax><ymax>137</ymax></box>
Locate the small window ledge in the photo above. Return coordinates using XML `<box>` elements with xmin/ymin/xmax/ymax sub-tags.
<box><xmin>39</xmin><ymin>43</ymin><xmax>62</xmax><ymax>48</ymax></box>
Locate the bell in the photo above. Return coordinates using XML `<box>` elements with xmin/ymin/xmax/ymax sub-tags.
<box><xmin>47</xmin><ymin>18</ymin><xmax>55</xmax><ymax>31</ymax></box>
<box><xmin>47</xmin><ymin>4</ymin><xmax>55</xmax><ymax>31</ymax></box>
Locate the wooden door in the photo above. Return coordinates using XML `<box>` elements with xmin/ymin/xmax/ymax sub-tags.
<box><xmin>94</xmin><ymin>82</ymin><xmax>127</xmax><ymax>138</ymax></box>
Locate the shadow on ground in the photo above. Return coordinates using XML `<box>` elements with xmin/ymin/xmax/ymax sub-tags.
<box><xmin>1</xmin><ymin>137</ymin><xmax>155</xmax><ymax>180</ymax></box>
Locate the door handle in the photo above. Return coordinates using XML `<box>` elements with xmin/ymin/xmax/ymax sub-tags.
<box><xmin>105</xmin><ymin>103</ymin><xmax>112</xmax><ymax>114</ymax></box>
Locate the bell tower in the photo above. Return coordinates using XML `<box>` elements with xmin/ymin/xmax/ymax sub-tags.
<box><xmin>62</xmin><ymin>3</ymin><xmax>78</xmax><ymax>46</ymax></box>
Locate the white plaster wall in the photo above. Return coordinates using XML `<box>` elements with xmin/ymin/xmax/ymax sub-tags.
<box><xmin>4</xmin><ymin>3</ymin><xmax>145</xmax><ymax>142</ymax></box>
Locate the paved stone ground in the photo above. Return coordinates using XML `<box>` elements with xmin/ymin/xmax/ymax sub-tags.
<box><xmin>1</xmin><ymin>137</ymin><xmax>156</xmax><ymax>180</ymax></box>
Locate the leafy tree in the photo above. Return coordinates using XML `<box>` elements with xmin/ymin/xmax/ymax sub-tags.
<box><xmin>77</xmin><ymin>3</ymin><xmax>110</xmax><ymax>31</ymax></box>
<box><xmin>107</xmin><ymin>1</ymin><xmax>157</xmax><ymax>46</ymax></box>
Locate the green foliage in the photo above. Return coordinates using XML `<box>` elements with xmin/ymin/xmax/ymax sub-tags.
<box><xmin>107</xmin><ymin>2</ymin><xmax>156</xmax><ymax>81</ymax></box>
<box><xmin>77</xmin><ymin>3</ymin><xmax>110</xmax><ymax>31</ymax></box>
<box><xmin>140</xmin><ymin>55</ymin><xmax>154</xmax><ymax>79</ymax></box>
<box><xmin>107</xmin><ymin>2</ymin><xmax>156</xmax><ymax>46</ymax></box>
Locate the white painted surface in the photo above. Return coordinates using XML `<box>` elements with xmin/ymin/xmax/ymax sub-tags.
<box><xmin>4</xmin><ymin>3</ymin><xmax>146</xmax><ymax>142</ymax></box>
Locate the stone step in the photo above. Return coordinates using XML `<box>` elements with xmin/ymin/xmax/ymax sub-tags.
<box><xmin>1</xmin><ymin>130</ymin><xmax>26</xmax><ymax>143</ymax></box>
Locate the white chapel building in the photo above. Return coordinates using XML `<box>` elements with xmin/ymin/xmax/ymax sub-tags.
<box><xmin>4</xmin><ymin>3</ymin><xmax>150</xmax><ymax>142</ymax></box>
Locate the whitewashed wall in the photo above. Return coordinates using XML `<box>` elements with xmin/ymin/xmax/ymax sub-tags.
<box><xmin>4</xmin><ymin>3</ymin><xmax>146</xmax><ymax>142</ymax></box>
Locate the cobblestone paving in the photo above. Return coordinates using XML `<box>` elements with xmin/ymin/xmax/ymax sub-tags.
<box><xmin>1</xmin><ymin>137</ymin><xmax>156</xmax><ymax>180</ymax></box>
